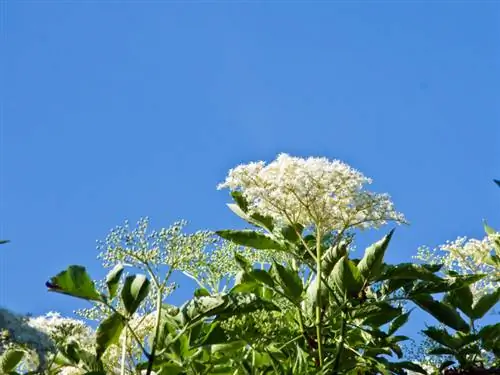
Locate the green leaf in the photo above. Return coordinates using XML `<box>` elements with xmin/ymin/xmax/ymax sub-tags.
<box><xmin>230</xmin><ymin>280</ymin><xmax>259</xmax><ymax>294</ymax></box>
<box><xmin>228</xmin><ymin>192</ymin><xmax>274</xmax><ymax>231</ymax></box>
<box><xmin>359</xmin><ymin>303</ymin><xmax>402</xmax><ymax>327</ymax></box>
<box><xmin>46</xmin><ymin>265</ymin><xmax>101</xmax><ymax>301</ymax></box>
<box><xmin>121</xmin><ymin>274</ymin><xmax>151</xmax><ymax>316</ymax></box>
<box><xmin>271</xmin><ymin>262</ymin><xmax>303</xmax><ymax>302</ymax></box>
<box><xmin>388</xmin><ymin>361</ymin><xmax>426</xmax><ymax>374</ymax></box>
<box><xmin>331</xmin><ymin>255</ymin><xmax>363</xmax><ymax>296</ymax></box>
<box><xmin>211</xmin><ymin>340</ymin><xmax>246</xmax><ymax>353</ymax></box>
<box><xmin>194</xmin><ymin>288</ymin><xmax>211</xmax><ymax>297</ymax></box>
<box><xmin>388</xmin><ymin>310</ymin><xmax>412</xmax><ymax>335</ymax></box>
<box><xmin>105</xmin><ymin>264</ymin><xmax>124</xmax><ymax>300</ymax></box>
<box><xmin>179</xmin><ymin>293</ymin><xmax>279</xmax><ymax>325</ymax></box>
<box><xmin>471</xmin><ymin>288</ymin><xmax>500</xmax><ymax>319</ymax></box>
<box><xmin>248</xmin><ymin>269</ymin><xmax>275</xmax><ymax>288</ymax></box>
<box><xmin>444</xmin><ymin>286</ymin><xmax>474</xmax><ymax>318</ymax></box>
<box><xmin>439</xmin><ymin>360</ymin><xmax>456</xmax><ymax>372</ymax></box>
<box><xmin>357</xmin><ymin>230</ymin><xmax>394</xmax><ymax>281</ymax></box>
<box><xmin>378</xmin><ymin>263</ymin><xmax>443</xmax><ymax>283</ymax></box>
<box><xmin>216</xmin><ymin>230</ymin><xmax>284</xmax><ymax>251</ymax></box>
<box><xmin>321</xmin><ymin>241</ymin><xmax>348</xmax><ymax>277</ymax></box>
<box><xmin>230</xmin><ymin>191</ymin><xmax>249</xmax><ymax>211</ymax></box>
<box><xmin>0</xmin><ymin>240</ymin><xmax>9</xmax><ymax>245</ymax></box>
<box><xmin>95</xmin><ymin>313</ymin><xmax>124</xmax><ymax>359</ymax></box>
<box><xmin>484</xmin><ymin>221</ymin><xmax>497</xmax><ymax>236</ymax></box>
<box><xmin>0</xmin><ymin>349</ymin><xmax>24</xmax><ymax>373</ymax></box>
<box><xmin>410</xmin><ymin>274</ymin><xmax>485</xmax><ymax>295</ymax></box>
<box><xmin>428</xmin><ymin>347</ymin><xmax>456</xmax><ymax>355</ymax></box>
<box><xmin>280</xmin><ymin>224</ymin><xmax>304</xmax><ymax>243</ymax></box>
<box><xmin>412</xmin><ymin>294</ymin><xmax>470</xmax><ymax>332</ymax></box>
<box><xmin>234</xmin><ymin>252</ymin><xmax>252</xmax><ymax>271</ymax></box>
<box><xmin>422</xmin><ymin>327</ymin><xmax>462</xmax><ymax>349</ymax></box>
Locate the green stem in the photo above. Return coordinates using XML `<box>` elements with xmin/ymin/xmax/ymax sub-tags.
<box><xmin>145</xmin><ymin>288</ymin><xmax>163</xmax><ymax>375</ymax></box>
<box><xmin>333</xmin><ymin>310</ymin><xmax>346</xmax><ymax>374</ymax></box>
<box><xmin>315</xmin><ymin>226</ymin><xmax>324</xmax><ymax>368</ymax></box>
<box><xmin>120</xmin><ymin>327</ymin><xmax>128</xmax><ymax>375</ymax></box>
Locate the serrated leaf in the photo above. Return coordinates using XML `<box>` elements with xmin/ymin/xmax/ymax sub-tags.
<box><xmin>121</xmin><ymin>274</ymin><xmax>150</xmax><ymax>316</ymax></box>
<box><xmin>377</xmin><ymin>263</ymin><xmax>443</xmax><ymax>283</ymax></box>
<box><xmin>105</xmin><ymin>264</ymin><xmax>124</xmax><ymax>300</ymax></box>
<box><xmin>388</xmin><ymin>310</ymin><xmax>411</xmax><ymax>335</ymax></box>
<box><xmin>471</xmin><ymin>288</ymin><xmax>500</xmax><ymax>319</ymax></box>
<box><xmin>248</xmin><ymin>269</ymin><xmax>275</xmax><ymax>288</ymax></box>
<box><xmin>444</xmin><ymin>286</ymin><xmax>473</xmax><ymax>318</ymax></box>
<box><xmin>234</xmin><ymin>252</ymin><xmax>252</xmax><ymax>271</ymax></box>
<box><xmin>388</xmin><ymin>361</ymin><xmax>426</xmax><ymax>374</ymax></box>
<box><xmin>321</xmin><ymin>241</ymin><xmax>348</xmax><ymax>277</ymax></box>
<box><xmin>357</xmin><ymin>230</ymin><xmax>394</xmax><ymax>281</ymax></box>
<box><xmin>216</xmin><ymin>230</ymin><xmax>284</xmax><ymax>251</ymax></box>
<box><xmin>361</xmin><ymin>303</ymin><xmax>402</xmax><ymax>327</ymax></box>
<box><xmin>271</xmin><ymin>262</ymin><xmax>303</xmax><ymax>302</ymax></box>
<box><xmin>46</xmin><ymin>265</ymin><xmax>101</xmax><ymax>301</ymax></box>
<box><xmin>412</xmin><ymin>295</ymin><xmax>470</xmax><ymax>332</ymax></box>
<box><xmin>422</xmin><ymin>327</ymin><xmax>461</xmax><ymax>349</ymax></box>
<box><xmin>332</xmin><ymin>255</ymin><xmax>363</xmax><ymax>296</ymax></box>
<box><xmin>280</xmin><ymin>224</ymin><xmax>304</xmax><ymax>243</ymax></box>
<box><xmin>95</xmin><ymin>313</ymin><xmax>124</xmax><ymax>359</ymax></box>
<box><xmin>428</xmin><ymin>347</ymin><xmax>456</xmax><ymax>355</ymax></box>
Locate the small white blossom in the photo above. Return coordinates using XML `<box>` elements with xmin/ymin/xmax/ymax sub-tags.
<box><xmin>416</xmin><ymin>234</ymin><xmax>500</xmax><ymax>299</ymax></box>
<box><xmin>218</xmin><ymin>153</ymin><xmax>406</xmax><ymax>232</ymax></box>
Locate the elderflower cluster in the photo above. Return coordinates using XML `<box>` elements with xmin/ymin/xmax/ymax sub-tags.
<box><xmin>0</xmin><ymin>308</ymin><xmax>55</xmax><ymax>370</ymax></box>
<box><xmin>416</xmin><ymin>234</ymin><xmax>500</xmax><ymax>297</ymax></box>
<box><xmin>218</xmin><ymin>154</ymin><xmax>406</xmax><ymax>232</ymax></box>
<box><xmin>27</xmin><ymin>312</ymin><xmax>94</xmax><ymax>348</ymax></box>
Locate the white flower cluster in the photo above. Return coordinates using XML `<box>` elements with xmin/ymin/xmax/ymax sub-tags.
<box><xmin>416</xmin><ymin>234</ymin><xmax>500</xmax><ymax>297</ymax></box>
<box><xmin>27</xmin><ymin>311</ymin><xmax>94</xmax><ymax>348</ymax></box>
<box><xmin>218</xmin><ymin>153</ymin><xmax>405</xmax><ymax>231</ymax></box>
<box><xmin>0</xmin><ymin>308</ymin><xmax>55</xmax><ymax>370</ymax></box>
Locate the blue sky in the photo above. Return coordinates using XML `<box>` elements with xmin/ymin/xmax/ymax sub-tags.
<box><xmin>1</xmin><ymin>1</ymin><xmax>499</xmax><ymax>328</ymax></box>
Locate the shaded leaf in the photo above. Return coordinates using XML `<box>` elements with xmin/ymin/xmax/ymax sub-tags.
<box><xmin>105</xmin><ymin>264</ymin><xmax>124</xmax><ymax>300</ymax></box>
<box><xmin>412</xmin><ymin>295</ymin><xmax>470</xmax><ymax>332</ymax></box>
<box><xmin>216</xmin><ymin>230</ymin><xmax>284</xmax><ymax>251</ymax></box>
<box><xmin>388</xmin><ymin>310</ymin><xmax>412</xmax><ymax>335</ymax></box>
<box><xmin>121</xmin><ymin>274</ymin><xmax>150</xmax><ymax>316</ymax></box>
<box><xmin>332</xmin><ymin>255</ymin><xmax>363</xmax><ymax>296</ymax></box>
<box><xmin>0</xmin><ymin>349</ymin><xmax>24</xmax><ymax>373</ymax></box>
<box><xmin>471</xmin><ymin>288</ymin><xmax>500</xmax><ymax>319</ymax></box>
<box><xmin>388</xmin><ymin>361</ymin><xmax>426</xmax><ymax>374</ymax></box>
<box><xmin>271</xmin><ymin>262</ymin><xmax>303</xmax><ymax>302</ymax></box>
<box><xmin>321</xmin><ymin>241</ymin><xmax>348</xmax><ymax>277</ymax></box>
<box><xmin>444</xmin><ymin>286</ymin><xmax>473</xmax><ymax>318</ymax></box>
<box><xmin>249</xmin><ymin>269</ymin><xmax>275</xmax><ymax>288</ymax></box>
<box><xmin>95</xmin><ymin>313</ymin><xmax>124</xmax><ymax>359</ymax></box>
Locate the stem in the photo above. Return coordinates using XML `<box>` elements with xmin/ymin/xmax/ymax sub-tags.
<box><xmin>333</xmin><ymin>311</ymin><xmax>346</xmax><ymax>374</ymax></box>
<box><xmin>315</xmin><ymin>225</ymin><xmax>324</xmax><ymax>368</ymax></box>
<box><xmin>145</xmin><ymin>287</ymin><xmax>163</xmax><ymax>375</ymax></box>
<box><xmin>120</xmin><ymin>327</ymin><xmax>128</xmax><ymax>375</ymax></box>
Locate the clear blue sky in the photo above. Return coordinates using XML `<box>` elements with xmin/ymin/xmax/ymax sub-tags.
<box><xmin>1</xmin><ymin>2</ymin><xmax>499</xmax><ymax>324</ymax></box>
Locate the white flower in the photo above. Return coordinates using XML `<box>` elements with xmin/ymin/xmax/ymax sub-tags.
<box><xmin>218</xmin><ymin>153</ymin><xmax>405</xmax><ymax>231</ymax></box>
<box><xmin>416</xmin><ymin>234</ymin><xmax>500</xmax><ymax>299</ymax></box>
<box><xmin>27</xmin><ymin>311</ymin><xmax>94</xmax><ymax>348</ymax></box>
